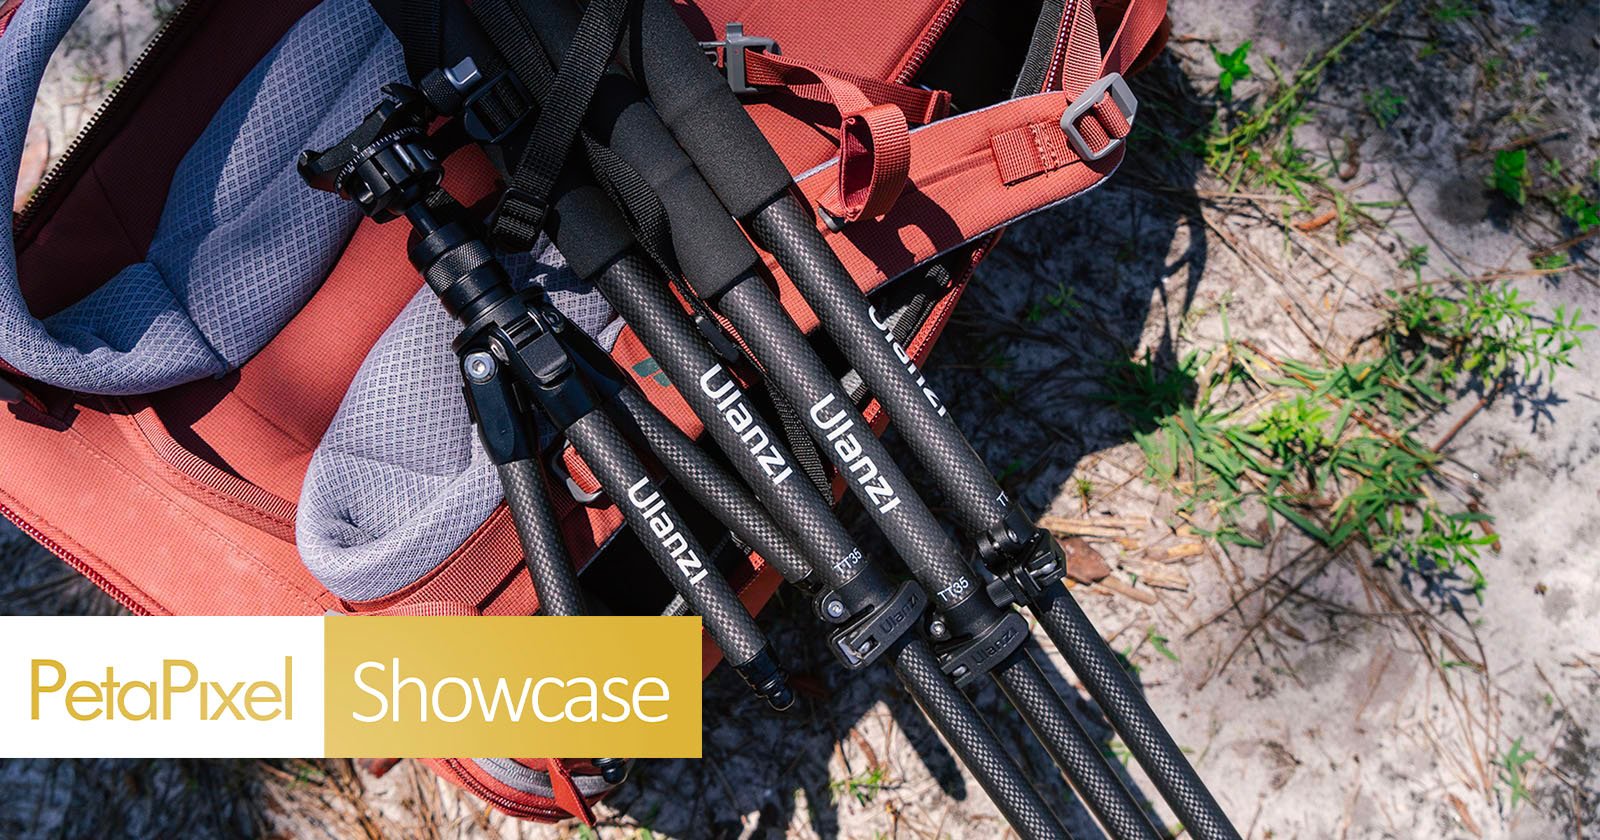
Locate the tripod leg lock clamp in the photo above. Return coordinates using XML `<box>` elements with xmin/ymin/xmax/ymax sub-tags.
<box><xmin>824</xmin><ymin>580</ymin><xmax>926</xmax><ymax>671</ymax></box>
<box><xmin>460</xmin><ymin>350</ymin><xmax>536</xmax><ymax>465</ymax></box>
<box><xmin>937</xmin><ymin>610</ymin><xmax>1031</xmax><ymax>689</ymax></box>
<box><xmin>976</xmin><ymin>509</ymin><xmax>1067</xmax><ymax>609</ymax></box>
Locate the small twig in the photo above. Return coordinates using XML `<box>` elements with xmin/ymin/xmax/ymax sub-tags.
<box><xmin>1432</xmin><ymin>389</ymin><xmax>1495</xmax><ymax>453</ymax></box>
<box><xmin>1096</xmin><ymin>576</ymin><xmax>1159</xmax><ymax>604</ymax></box>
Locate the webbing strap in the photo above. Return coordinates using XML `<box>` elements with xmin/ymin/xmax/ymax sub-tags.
<box><xmin>462</xmin><ymin>0</ymin><xmax>678</xmax><ymax>275</ymax></box>
<box><xmin>988</xmin><ymin>0</ymin><xmax>1164</xmax><ymax>185</ymax></box>
<box><xmin>582</xmin><ymin>135</ymin><xmax>679</xmax><ymax>277</ymax></box>
<box><xmin>477</xmin><ymin>0</ymin><xmax>636</xmax><ymax>250</ymax></box>
<box><xmin>542</xmin><ymin>759</ymin><xmax>598</xmax><ymax>825</ymax></box>
<box><xmin>734</xmin><ymin>50</ymin><xmax>951</xmax><ymax>225</ymax></box>
<box><xmin>561</xmin><ymin>444</ymin><xmax>603</xmax><ymax>499</ymax></box>
<box><xmin>396</xmin><ymin>0</ymin><xmax>441</xmax><ymax>82</ymax></box>
<box><xmin>742</xmin><ymin>51</ymin><xmax>951</xmax><ymax>124</ymax></box>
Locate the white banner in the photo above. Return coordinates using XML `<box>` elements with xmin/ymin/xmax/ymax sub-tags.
<box><xmin>0</xmin><ymin>617</ymin><xmax>325</xmax><ymax>758</ymax></box>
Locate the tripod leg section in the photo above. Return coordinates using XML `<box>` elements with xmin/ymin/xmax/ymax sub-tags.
<box><xmin>563</xmin><ymin>409</ymin><xmax>794</xmax><ymax>711</ymax></box>
<box><xmin>893</xmin><ymin>639</ymin><xmax>1073</xmax><ymax>840</ymax></box>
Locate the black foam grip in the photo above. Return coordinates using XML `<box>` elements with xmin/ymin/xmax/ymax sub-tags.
<box><xmin>519</xmin><ymin>0</ymin><xmax>763</xmax><ymax>300</ymax></box>
<box><xmin>610</xmin><ymin>0</ymin><xmax>794</xmax><ymax>217</ymax></box>
<box><xmin>586</xmin><ymin>74</ymin><xmax>763</xmax><ymax>301</ymax></box>
<box><xmin>544</xmin><ymin>168</ymin><xmax>636</xmax><ymax>278</ymax></box>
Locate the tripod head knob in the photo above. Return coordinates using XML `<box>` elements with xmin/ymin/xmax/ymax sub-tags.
<box><xmin>298</xmin><ymin>84</ymin><xmax>442</xmax><ymax>222</ymax></box>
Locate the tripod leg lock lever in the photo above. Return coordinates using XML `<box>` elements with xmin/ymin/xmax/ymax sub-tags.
<box><xmin>976</xmin><ymin>509</ymin><xmax>1067</xmax><ymax>609</ymax></box>
<box><xmin>936</xmin><ymin>610</ymin><xmax>1031</xmax><ymax>689</ymax></box>
<box><xmin>823</xmin><ymin>580</ymin><xmax>925</xmax><ymax>671</ymax></box>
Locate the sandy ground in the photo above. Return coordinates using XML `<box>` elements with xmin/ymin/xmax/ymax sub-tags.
<box><xmin>3</xmin><ymin>0</ymin><xmax>1597</xmax><ymax>838</ymax></box>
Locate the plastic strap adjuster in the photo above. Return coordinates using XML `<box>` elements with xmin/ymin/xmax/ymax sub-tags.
<box><xmin>699</xmin><ymin>22</ymin><xmax>780</xmax><ymax>94</ymax></box>
<box><xmin>438</xmin><ymin>58</ymin><xmax>533</xmax><ymax>146</ymax></box>
<box><xmin>1059</xmin><ymin>72</ymin><xmax>1138</xmax><ymax>162</ymax></box>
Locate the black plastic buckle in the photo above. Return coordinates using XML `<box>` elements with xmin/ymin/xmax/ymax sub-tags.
<box><xmin>1060</xmin><ymin>72</ymin><xmax>1137</xmax><ymax>162</ymax></box>
<box><xmin>976</xmin><ymin>509</ymin><xmax>1067</xmax><ymax>609</ymax></box>
<box><xmin>439</xmin><ymin>58</ymin><xmax>533</xmax><ymax>145</ymax></box>
<box><xmin>699</xmin><ymin>22</ymin><xmax>780</xmax><ymax>95</ymax></box>
<box><xmin>938</xmin><ymin>610</ymin><xmax>1030</xmax><ymax>688</ymax></box>
<box><xmin>487</xmin><ymin>185</ymin><xmax>549</xmax><ymax>251</ymax></box>
<box><xmin>823</xmin><ymin>580</ymin><xmax>925</xmax><ymax>670</ymax></box>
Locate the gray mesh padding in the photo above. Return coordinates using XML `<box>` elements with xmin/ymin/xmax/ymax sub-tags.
<box><xmin>0</xmin><ymin>0</ymin><xmax>402</xmax><ymax>394</ymax></box>
<box><xmin>297</xmin><ymin>243</ymin><xmax>621</xmax><ymax>602</ymax></box>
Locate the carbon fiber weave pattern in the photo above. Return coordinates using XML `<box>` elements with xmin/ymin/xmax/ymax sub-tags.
<box><xmin>563</xmin><ymin>410</ymin><xmax>767</xmax><ymax>668</ymax></box>
<box><xmin>996</xmin><ymin>648</ymin><xmax>1162</xmax><ymax>840</ymax></box>
<box><xmin>1035</xmin><ymin>587</ymin><xmax>1241</xmax><ymax>840</ymax></box>
<box><xmin>746</xmin><ymin>199</ymin><xmax>1008</xmax><ymax>536</ymax></box>
<box><xmin>609</xmin><ymin>386</ymin><xmax>810</xmax><ymax>583</ymax></box>
<box><xmin>497</xmin><ymin>458</ymin><xmax>585</xmax><ymax>616</ymax></box>
<box><xmin>893</xmin><ymin>639</ymin><xmax>1072</xmax><ymax>840</ymax></box>
<box><xmin>594</xmin><ymin>254</ymin><xmax>872</xmax><ymax>593</ymax></box>
<box><xmin>717</xmin><ymin>279</ymin><xmax>979</xmax><ymax>616</ymax></box>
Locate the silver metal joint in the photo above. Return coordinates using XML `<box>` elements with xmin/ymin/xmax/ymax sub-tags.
<box><xmin>463</xmin><ymin>351</ymin><xmax>498</xmax><ymax>384</ymax></box>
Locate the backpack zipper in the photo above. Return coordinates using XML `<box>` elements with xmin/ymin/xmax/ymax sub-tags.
<box><xmin>0</xmin><ymin>499</ymin><xmax>148</xmax><ymax>615</ymax></box>
<box><xmin>11</xmin><ymin>0</ymin><xmax>204</xmax><ymax>241</ymax></box>
<box><xmin>438</xmin><ymin>758</ymin><xmax>575</xmax><ymax>821</ymax></box>
<box><xmin>895</xmin><ymin>0</ymin><xmax>964</xmax><ymax>85</ymax></box>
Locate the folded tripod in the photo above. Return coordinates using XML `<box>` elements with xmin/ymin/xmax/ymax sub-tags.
<box><xmin>302</xmin><ymin>0</ymin><xmax>1240</xmax><ymax>836</ymax></box>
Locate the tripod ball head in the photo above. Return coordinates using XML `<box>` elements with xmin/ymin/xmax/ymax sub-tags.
<box><xmin>298</xmin><ymin>84</ymin><xmax>442</xmax><ymax>222</ymax></box>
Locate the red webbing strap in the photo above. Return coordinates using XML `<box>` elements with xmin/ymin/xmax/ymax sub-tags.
<box><xmin>543</xmin><ymin>758</ymin><xmax>598</xmax><ymax>824</ymax></box>
<box><xmin>1099</xmin><ymin>0</ymin><xmax>1171</xmax><ymax>78</ymax></box>
<box><xmin>990</xmin><ymin>0</ymin><xmax>1165</xmax><ymax>185</ymax></box>
<box><xmin>740</xmin><ymin>51</ymin><xmax>952</xmax><ymax>224</ymax></box>
<box><xmin>743</xmin><ymin>51</ymin><xmax>951</xmax><ymax>124</ymax></box>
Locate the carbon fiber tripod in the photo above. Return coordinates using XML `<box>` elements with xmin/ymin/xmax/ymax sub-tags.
<box><xmin>298</xmin><ymin>90</ymin><xmax>794</xmax><ymax>715</ymax></box>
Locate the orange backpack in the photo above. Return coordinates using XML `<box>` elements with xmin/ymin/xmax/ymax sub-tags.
<box><xmin>1</xmin><ymin>0</ymin><xmax>1166</xmax><ymax>821</ymax></box>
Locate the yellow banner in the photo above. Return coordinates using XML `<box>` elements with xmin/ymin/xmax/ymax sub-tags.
<box><xmin>322</xmin><ymin>616</ymin><xmax>703</xmax><ymax>758</ymax></box>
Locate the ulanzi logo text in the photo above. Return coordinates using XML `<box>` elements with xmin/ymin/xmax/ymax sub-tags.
<box><xmin>699</xmin><ymin>364</ymin><xmax>793</xmax><ymax>486</ymax></box>
<box><xmin>628</xmin><ymin>478</ymin><xmax>709</xmax><ymax>585</ymax></box>
<box><xmin>808</xmin><ymin>393</ymin><xmax>901</xmax><ymax>515</ymax></box>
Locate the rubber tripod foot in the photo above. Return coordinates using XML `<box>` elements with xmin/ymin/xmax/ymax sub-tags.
<box><xmin>594</xmin><ymin>757</ymin><xmax>630</xmax><ymax>784</ymax></box>
<box><xmin>734</xmin><ymin>646</ymin><xmax>795</xmax><ymax>711</ymax></box>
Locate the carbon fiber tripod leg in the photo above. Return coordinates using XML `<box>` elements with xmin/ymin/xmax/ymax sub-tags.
<box><xmin>995</xmin><ymin>648</ymin><xmax>1159</xmax><ymax>840</ymax></box>
<box><xmin>894</xmin><ymin>639</ymin><xmax>1073</xmax><ymax>840</ymax></box>
<box><xmin>598</xmin><ymin>3</ymin><xmax>1243</xmax><ymax>831</ymax></box>
<box><xmin>564</xmin><ymin>410</ymin><xmax>793</xmax><ymax>710</ymax></box>
<box><xmin>602</xmin><ymin>382</ymin><xmax>812</xmax><ymax>585</ymax></box>
<box><xmin>496</xmin><ymin>458</ymin><xmax>586</xmax><ymax>616</ymax></box>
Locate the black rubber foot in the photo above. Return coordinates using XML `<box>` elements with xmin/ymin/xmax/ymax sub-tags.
<box><xmin>594</xmin><ymin>757</ymin><xmax>630</xmax><ymax>785</ymax></box>
<box><xmin>734</xmin><ymin>646</ymin><xmax>795</xmax><ymax>711</ymax></box>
